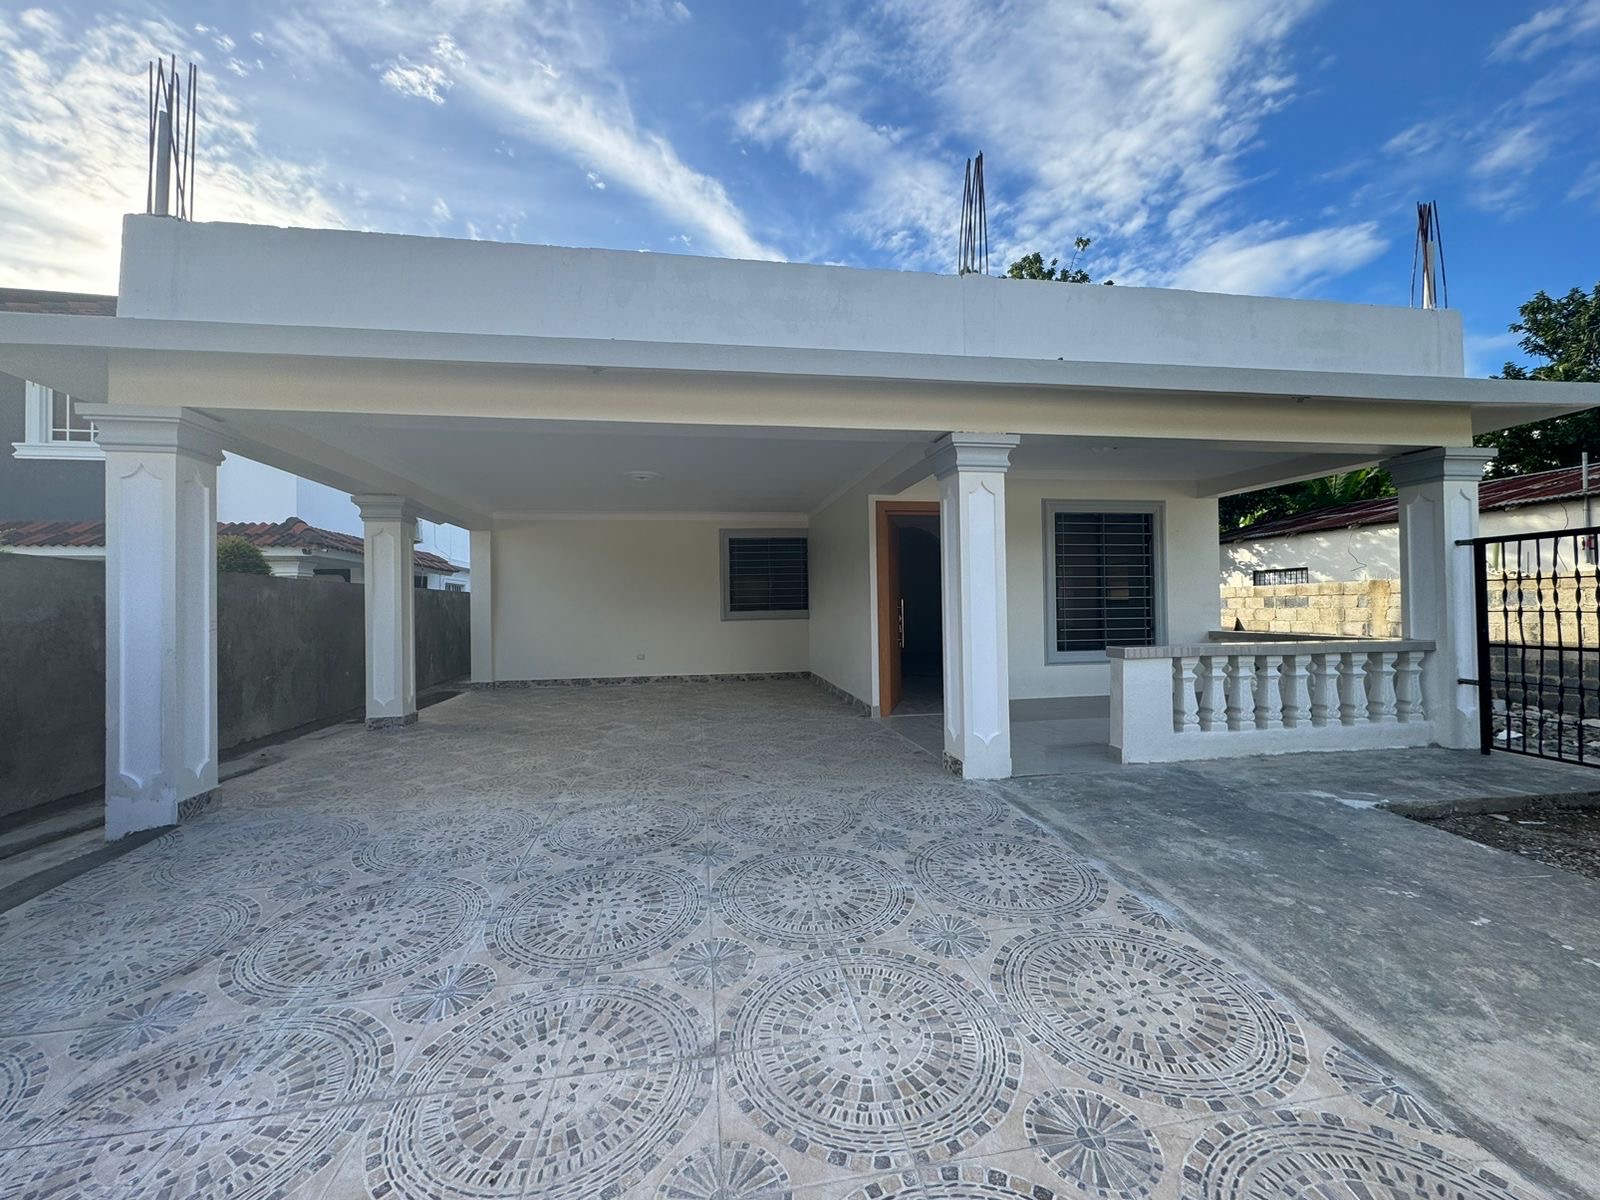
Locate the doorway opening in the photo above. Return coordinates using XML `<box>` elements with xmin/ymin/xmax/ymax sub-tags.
<box><xmin>876</xmin><ymin>501</ymin><xmax>942</xmax><ymax>716</ymax></box>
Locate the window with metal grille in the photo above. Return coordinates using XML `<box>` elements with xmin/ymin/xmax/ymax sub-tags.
<box><xmin>1048</xmin><ymin>507</ymin><xmax>1158</xmax><ymax>655</ymax></box>
<box><xmin>722</xmin><ymin>530</ymin><xmax>808</xmax><ymax>619</ymax></box>
<box><xmin>1252</xmin><ymin>567</ymin><xmax>1309</xmax><ymax>586</ymax></box>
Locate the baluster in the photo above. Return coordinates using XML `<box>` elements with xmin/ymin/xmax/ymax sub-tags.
<box><xmin>1254</xmin><ymin>654</ymin><xmax>1284</xmax><ymax>730</ymax></box>
<box><xmin>1394</xmin><ymin>651</ymin><xmax>1424</xmax><ymax>722</ymax></box>
<box><xmin>1197</xmin><ymin>656</ymin><xmax>1225</xmax><ymax>732</ymax></box>
<box><xmin>1224</xmin><ymin>656</ymin><xmax>1254</xmax><ymax>732</ymax></box>
<box><xmin>1280</xmin><ymin>653</ymin><xmax>1308</xmax><ymax>728</ymax></box>
<box><xmin>1173</xmin><ymin>656</ymin><xmax>1201</xmax><ymax>733</ymax></box>
<box><xmin>1308</xmin><ymin>654</ymin><xmax>1334</xmax><ymax>726</ymax></box>
<box><xmin>1368</xmin><ymin>651</ymin><xmax>1399</xmax><ymax>724</ymax></box>
<box><xmin>1337</xmin><ymin>652</ymin><xmax>1368</xmax><ymax>726</ymax></box>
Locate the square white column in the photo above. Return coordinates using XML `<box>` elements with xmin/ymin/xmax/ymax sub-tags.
<box><xmin>85</xmin><ymin>406</ymin><xmax>223</xmax><ymax>839</ymax></box>
<box><xmin>469</xmin><ymin>528</ymin><xmax>495</xmax><ymax>684</ymax></box>
<box><xmin>928</xmin><ymin>432</ymin><xmax>1020</xmax><ymax>779</ymax></box>
<box><xmin>1383</xmin><ymin>446</ymin><xmax>1497</xmax><ymax>749</ymax></box>
<box><xmin>355</xmin><ymin>495</ymin><xmax>420</xmax><ymax>728</ymax></box>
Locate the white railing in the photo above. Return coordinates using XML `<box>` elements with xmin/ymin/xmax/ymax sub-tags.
<box><xmin>1108</xmin><ymin>640</ymin><xmax>1437</xmax><ymax>763</ymax></box>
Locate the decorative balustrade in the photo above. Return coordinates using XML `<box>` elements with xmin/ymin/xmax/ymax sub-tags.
<box><xmin>1108</xmin><ymin>640</ymin><xmax>1436</xmax><ymax>764</ymax></box>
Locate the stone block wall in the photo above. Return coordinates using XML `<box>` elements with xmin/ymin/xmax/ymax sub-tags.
<box><xmin>1220</xmin><ymin>579</ymin><xmax>1402</xmax><ymax>640</ymax></box>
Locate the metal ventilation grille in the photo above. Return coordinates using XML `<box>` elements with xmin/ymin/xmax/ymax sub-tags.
<box><xmin>1054</xmin><ymin>512</ymin><xmax>1155</xmax><ymax>652</ymax></box>
<box><xmin>727</xmin><ymin>536</ymin><xmax>809</xmax><ymax>613</ymax></box>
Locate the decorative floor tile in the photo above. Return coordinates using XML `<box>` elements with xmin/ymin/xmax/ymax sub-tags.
<box><xmin>0</xmin><ymin>680</ymin><xmax>1560</xmax><ymax>1200</ymax></box>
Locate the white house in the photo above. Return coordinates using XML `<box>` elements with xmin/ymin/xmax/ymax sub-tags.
<box><xmin>2</xmin><ymin>216</ymin><xmax>1595</xmax><ymax>837</ymax></box>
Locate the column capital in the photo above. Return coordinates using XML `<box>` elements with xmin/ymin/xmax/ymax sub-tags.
<box><xmin>353</xmin><ymin>494</ymin><xmax>421</xmax><ymax>523</ymax></box>
<box><xmin>1381</xmin><ymin>446</ymin><xmax>1497</xmax><ymax>488</ymax></box>
<box><xmin>926</xmin><ymin>432</ymin><xmax>1021</xmax><ymax>479</ymax></box>
<box><xmin>76</xmin><ymin>404</ymin><xmax>224</xmax><ymax>465</ymax></box>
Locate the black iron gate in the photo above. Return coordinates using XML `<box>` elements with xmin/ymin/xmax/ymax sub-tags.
<box><xmin>1468</xmin><ymin>524</ymin><xmax>1600</xmax><ymax>764</ymax></box>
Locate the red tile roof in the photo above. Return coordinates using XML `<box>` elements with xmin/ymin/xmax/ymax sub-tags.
<box><xmin>1221</xmin><ymin>465</ymin><xmax>1600</xmax><ymax>543</ymax></box>
<box><xmin>0</xmin><ymin>288</ymin><xmax>117</xmax><ymax>316</ymax></box>
<box><xmin>0</xmin><ymin>517</ymin><xmax>458</xmax><ymax>574</ymax></box>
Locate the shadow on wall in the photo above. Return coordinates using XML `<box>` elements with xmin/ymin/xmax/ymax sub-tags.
<box><xmin>0</xmin><ymin>557</ymin><xmax>470</xmax><ymax>819</ymax></box>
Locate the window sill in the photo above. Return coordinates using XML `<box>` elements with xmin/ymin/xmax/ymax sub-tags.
<box><xmin>12</xmin><ymin>441</ymin><xmax>104</xmax><ymax>461</ymax></box>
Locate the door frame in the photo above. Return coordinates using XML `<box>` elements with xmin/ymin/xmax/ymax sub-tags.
<box><xmin>875</xmin><ymin>500</ymin><xmax>941</xmax><ymax>717</ymax></box>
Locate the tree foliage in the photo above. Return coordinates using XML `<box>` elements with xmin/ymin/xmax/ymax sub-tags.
<box><xmin>217</xmin><ymin>535</ymin><xmax>271</xmax><ymax>575</ymax></box>
<box><xmin>1475</xmin><ymin>282</ymin><xmax>1600</xmax><ymax>478</ymax></box>
<box><xmin>1005</xmin><ymin>238</ymin><xmax>1113</xmax><ymax>285</ymax></box>
<box><xmin>1218</xmin><ymin>468</ymin><xmax>1394</xmax><ymax>533</ymax></box>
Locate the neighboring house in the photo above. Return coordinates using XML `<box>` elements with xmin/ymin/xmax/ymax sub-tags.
<box><xmin>3</xmin><ymin>217</ymin><xmax>1597</xmax><ymax>837</ymax></box>
<box><xmin>0</xmin><ymin>287</ymin><xmax>470</xmax><ymax>589</ymax></box>
<box><xmin>0</xmin><ymin>517</ymin><xmax>462</xmax><ymax>588</ymax></box>
<box><xmin>1219</xmin><ymin>466</ymin><xmax>1600</xmax><ymax>638</ymax></box>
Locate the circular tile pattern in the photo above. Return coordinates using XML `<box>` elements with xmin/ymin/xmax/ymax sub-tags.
<box><xmin>546</xmin><ymin>798</ymin><xmax>704</xmax><ymax>857</ymax></box>
<box><xmin>993</xmin><ymin>926</ymin><xmax>1305</xmax><ymax>1109</ymax></box>
<box><xmin>671</xmin><ymin>938</ymin><xmax>755</xmax><ymax>989</ymax></box>
<box><xmin>18</xmin><ymin>1009</ymin><xmax>390</xmax><ymax>1197</ymax></box>
<box><xmin>1180</xmin><ymin>1110</ymin><xmax>1538</xmax><ymax>1200</ymax></box>
<box><xmin>222</xmin><ymin>879</ymin><xmax>484</xmax><ymax>1004</ymax></box>
<box><xmin>656</xmin><ymin>1142</ymin><xmax>789</xmax><ymax>1199</ymax></box>
<box><xmin>0</xmin><ymin>893</ymin><xmax>256</xmax><ymax>1021</ymax></box>
<box><xmin>490</xmin><ymin>863</ymin><xmax>705</xmax><ymax>973</ymax></box>
<box><xmin>726</xmin><ymin>949</ymin><xmax>1018</xmax><ymax>1170</ymax></box>
<box><xmin>270</xmin><ymin>869</ymin><xmax>352</xmax><ymax>901</ymax></box>
<box><xmin>1116</xmin><ymin>894</ymin><xmax>1177</xmax><ymax>931</ymax></box>
<box><xmin>1026</xmin><ymin>1089</ymin><xmax>1163</xmax><ymax>1198</ymax></box>
<box><xmin>373</xmin><ymin>979</ymin><xmax>709</xmax><ymax>1200</ymax></box>
<box><xmin>1323</xmin><ymin>1044</ymin><xmax>1453</xmax><ymax>1135</ymax></box>
<box><xmin>840</xmin><ymin>1163</ymin><xmax>1064</xmax><ymax>1199</ymax></box>
<box><xmin>715</xmin><ymin>849</ymin><xmax>913</xmax><ymax>947</ymax></box>
<box><xmin>354</xmin><ymin>810</ymin><xmax>539</xmax><ymax>875</ymax></box>
<box><xmin>863</xmin><ymin>783</ymin><xmax>1009</xmax><ymax>833</ymax></box>
<box><xmin>713</xmin><ymin>790</ymin><xmax>859</xmax><ymax>844</ymax></box>
<box><xmin>0</xmin><ymin>1040</ymin><xmax>46</xmax><ymax>1127</ymax></box>
<box><xmin>393</xmin><ymin>964</ymin><xmax>497</xmax><ymax>1024</ymax></box>
<box><xmin>70</xmin><ymin>991</ymin><xmax>207</xmax><ymax>1060</ymax></box>
<box><xmin>912</xmin><ymin>837</ymin><xmax>1107</xmax><ymax>918</ymax></box>
<box><xmin>149</xmin><ymin>819</ymin><xmax>366</xmax><ymax>890</ymax></box>
<box><xmin>909</xmin><ymin>913</ymin><xmax>989</xmax><ymax>958</ymax></box>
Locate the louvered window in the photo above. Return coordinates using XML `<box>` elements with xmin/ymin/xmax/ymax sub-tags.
<box><xmin>1048</xmin><ymin>506</ymin><xmax>1159</xmax><ymax>656</ymax></box>
<box><xmin>722</xmin><ymin>531</ymin><xmax>808</xmax><ymax>619</ymax></box>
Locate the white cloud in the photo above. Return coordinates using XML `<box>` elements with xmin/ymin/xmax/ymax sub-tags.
<box><xmin>300</xmin><ymin>1</ymin><xmax>779</xmax><ymax>261</ymax></box>
<box><xmin>1491</xmin><ymin>0</ymin><xmax>1600</xmax><ymax>61</ymax></box>
<box><xmin>0</xmin><ymin>14</ymin><xmax>344</xmax><ymax>291</ymax></box>
<box><xmin>1167</xmin><ymin>222</ymin><xmax>1387</xmax><ymax>296</ymax></box>
<box><xmin>1464</xmin><ymin>329</ymin><xmax>1521</xmax><ymax>377</ymax></box>
<box><xmin>1472</xmin><ymin>123</ymin><xmax>1548</xmax><ymax>177</ymax></box>
<box><xmin>1570</xmin><ymin>161</ymin><xmax>1600</xmax><ymax>205</ymax></box>
<box><xmin>738</xmin><ymin>0</ymin><xmax>1323</xmax><ymax>274</ymax></box>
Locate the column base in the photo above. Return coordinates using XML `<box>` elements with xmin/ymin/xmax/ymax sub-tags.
<box><xmin>366</xmin><ymin>712</ymin><xmax>419</xmax><ymax>731</ymax></box>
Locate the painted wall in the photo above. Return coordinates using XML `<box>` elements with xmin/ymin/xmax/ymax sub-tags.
<box><xmin>1220</xmin><ymin>499</ymin><xmax>1595</xmax><ymax>585</ymax></box>
<box><xmin>120</xmin><ymin>217</ymin><xmax>1463</xmax><ymax>377</ymax></box>
<box><xmin>490</xmin><ymin>517</ymin><xmax>811</xmax><ymax>681</ymax></box>
<box><xmin>805</xmin><ymin>462</ymin><xmax>1220</xmax><ymax>709</ymax></box>
<box><xmin>0</xmin><ymin>372</ymin><xmax>104</xmax><ymax>522</ymax></box>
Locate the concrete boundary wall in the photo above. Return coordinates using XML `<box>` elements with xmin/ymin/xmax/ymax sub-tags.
<box><xmin>1223</xmin><ymin>580</ymin><xmax>1402</xmax><ymax>640</ymax></box>
<box><xmin>0</xmin><ymin>559</ymin><xmax>469</xmax><ymax>818</ymax></box>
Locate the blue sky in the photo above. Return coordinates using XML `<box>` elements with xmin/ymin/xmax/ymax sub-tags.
<box><xmin>1</xmin><ymin>0</ymin><xmax>1596</xmax><ymax>375</ymax></box>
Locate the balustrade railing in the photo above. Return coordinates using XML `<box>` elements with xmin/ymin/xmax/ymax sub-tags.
<box><xmin>1109</xmin><ymin>639</ymin><xmax>1436</xmax><ymax>763</ymax></box>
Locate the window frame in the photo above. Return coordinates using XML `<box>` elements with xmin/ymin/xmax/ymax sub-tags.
<box><xmin>1252</xmin><ymin>567</ymin><xmax>1310</xmax><ymax>587</ymax></box>
<box><xmin>720</xmin><ymin>527</ymin><xmax>809</xmax><ymax>621</ymax></box>
<box><xmin>1042</xmin><ymin>500</ymin><xmax>1165</xmax><ymax>664</ymax></box>
<box><xmin>13</xmin><ymin>381</ymin><xmax>104</xmax><ymax>461</ymax></box>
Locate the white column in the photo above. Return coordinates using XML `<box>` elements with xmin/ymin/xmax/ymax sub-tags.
<box><xmin>928</xmin><ymin>432</ymin><xmax>1019</xmax><ymax>779</ymax></box>
<box><xmin>469</xmin><ymin>527</ymin><xmax>495</xmax><ymax>684</ymax></box>
<box><xmin>1383</xmin><ymin>446</ymin><xmax>1497</xmax><ymax>749</ymax></box>
<box><xmin>87</xmin><ymin>406</ymin><xmax>223</xmax><ymax>839</ymax></box>
<box><xmin>355</xmin><ymin>495</ymin><xmax>420</xmax><ymax>728</ymax></box>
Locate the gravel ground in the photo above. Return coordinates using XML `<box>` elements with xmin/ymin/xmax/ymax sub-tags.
<box><xmin>1414</xmin><ymin>803</ymin><xmax>1600</xmax><ymax>881</ymax></box>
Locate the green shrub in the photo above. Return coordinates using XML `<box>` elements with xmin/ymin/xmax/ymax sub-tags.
<box><xmin>217</xmin><ymin>535</ymin><xmax>270</xmax><ymax>575</ymax></box>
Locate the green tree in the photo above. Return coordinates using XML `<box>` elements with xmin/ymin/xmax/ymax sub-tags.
<box><xmin>217</xmin><ymin>535</ymin><xmax>270</xmax><ymax>575</ymax></box>
<box><xmin>1476</xmin><ymin>282</ymin><xmax>1600</xmax><ymax>477</ymax></box>
<box><xmin>1005</xmin><ymin>238</ymin><xmax>1113</xmax><ymax>285</ymax></box>
<box><xmin>1218</xmin><ymin>468</ymin><xmax>1394</xmax><ymax>533</ymax></box>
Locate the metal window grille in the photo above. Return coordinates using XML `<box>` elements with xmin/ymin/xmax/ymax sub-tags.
<box><xmin>1253</xmin><ymin>567</ymin><xmax>1309</xmax><ymax>586</ymax></box>
<box><xmin>49</xmin><ymin>390</ymin><xmax>96</xmax><ymax>443</ymax></box>
<box><xmin>727</xmin><ymin>535</ymin><xmax>808</xmax><ymax>614</ymax></box>
<box><xmin>1053</xmin><ymin>512</ymin><xmax>1155</xmax><ymax>652</ymax></box>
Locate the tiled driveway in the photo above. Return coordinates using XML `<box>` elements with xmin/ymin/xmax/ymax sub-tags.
<box><xmin>0</xmin><ymin>680</ymin><xmax>1551</xmax><ymax>1199</ymax></box>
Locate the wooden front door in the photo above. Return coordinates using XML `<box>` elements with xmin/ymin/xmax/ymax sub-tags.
<box><xmin>876</xmin><ymin>500</ymin><xmax>940</xmax><ymax>716</ymax></box>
